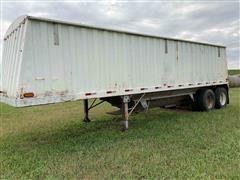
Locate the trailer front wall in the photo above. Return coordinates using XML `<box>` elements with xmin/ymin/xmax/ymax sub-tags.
<box><xmin>2</xmin><ymin>20</ymin><xmax>27</xmax><ymax>98</ymax></box>
<box><xmin>2</xmin><ymin>18</ymin><xmax>228</xmax><ymax>106</ymax></box>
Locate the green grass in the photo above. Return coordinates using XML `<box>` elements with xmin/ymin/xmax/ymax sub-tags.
<box><xmin>228</xmin><ymin>69</ymin><xmax>240</xmax><ymax>75</ymax></box>
<box><xmin>0</xmin><ymin>88</ymin><xmax>240</xmax><ymax>179</ymax></box>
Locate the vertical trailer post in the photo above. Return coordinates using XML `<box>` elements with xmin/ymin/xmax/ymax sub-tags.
<box><xmin>122</xmin><ymin>96</ymin><xmax>130</xmax><ymax>130</ymax></box>
<box><xmin>83</xmin><ymin>99</ymin><xmax>90</xmax><ymax>122</ymax></box>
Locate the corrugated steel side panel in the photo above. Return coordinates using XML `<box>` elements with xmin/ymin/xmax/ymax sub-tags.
<box><xmin>1</xmin><ymin>18</ymin><xmax>228</xmax><ymax>107</ymax></box>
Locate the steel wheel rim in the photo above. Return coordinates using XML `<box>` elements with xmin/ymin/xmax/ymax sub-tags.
<box><xmin>219</xmin><ymin>92</ymin><xmax>226</xmax><ymax>106</ymax></box>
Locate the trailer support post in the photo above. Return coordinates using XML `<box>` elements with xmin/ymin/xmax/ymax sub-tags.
<box><xmin>122</xmin><ymin>96</ymin><xmax>130</xmax><ymax>130</ymax></box>
<box><xmin>83</xmin><ymin>99</ymin><xmax>90</xmax><ymax>122</ymax></box>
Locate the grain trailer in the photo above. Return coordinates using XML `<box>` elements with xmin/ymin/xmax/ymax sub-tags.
<box><xmin>1</xmin><ymin>15</ymin><xmax>229</xmax><ymax>130</ymax></box>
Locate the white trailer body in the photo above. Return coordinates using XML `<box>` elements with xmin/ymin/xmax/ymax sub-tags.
<box><xmin>1</xmin><ymin>15</ymin><xmax>228</xmax><ymax>107</ymax></box>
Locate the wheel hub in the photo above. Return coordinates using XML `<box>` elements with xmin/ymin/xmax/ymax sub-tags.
<box><xmin>219</xmin><ymin>92</ymin><xmax>226</xmax><ymax>105</ymax></box>
<box><xmin>206</xmin><ymin>95</ymin><xmax>214</xmax><ymax>109</ymax></box>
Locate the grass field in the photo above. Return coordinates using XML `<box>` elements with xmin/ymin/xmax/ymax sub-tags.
<box><xmin>229</xmin><ymin>69</ymin><xmax>240</xmax><ymax>75</ymax></box>
<box><xmin>0</xmin><ymin>88</ymin><xmax>239</xmax><ymax>179</ymax></box>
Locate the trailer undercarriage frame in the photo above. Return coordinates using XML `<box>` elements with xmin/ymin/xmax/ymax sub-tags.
<box><xmin>83</xmin><ymin>85</ymin><xmax>229</xmax><ymax>130</ymax></box>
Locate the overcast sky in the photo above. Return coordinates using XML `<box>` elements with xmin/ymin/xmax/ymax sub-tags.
<box><xmin>1</xmin><ymin>1</ymin><xmax>239</xmax><ymax>69</ymax></box>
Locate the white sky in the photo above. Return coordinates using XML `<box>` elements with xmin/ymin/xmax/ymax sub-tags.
<box><xmin>0</xmin><ymin>0</ymin><xmax>239</xmax><ymax>69</ymax></box>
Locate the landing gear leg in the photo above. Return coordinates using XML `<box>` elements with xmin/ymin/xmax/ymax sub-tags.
<box><xmin>83</xmin><ymin>99</ymin><xmax>91</xmax><ymax>122</ymax></box>
<box><xmin>122</xmin><ymin>96</ymin><xmax>130</xmax><ymax>131</ymax></box>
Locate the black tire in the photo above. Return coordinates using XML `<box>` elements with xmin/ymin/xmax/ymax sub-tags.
<box><xmin>197</xmin><ymin>89</ymin><xmax>215</xmax><ymax>111</ymax></box>
<box><xmin>215</xmin><ymin>87</ymin><xmax>228</xmax><ymax>109</ymax></box>
<box><xmin>192</xmin><ymin>101</ymin><xmax>199</xmax><ymax>111</ymax></box>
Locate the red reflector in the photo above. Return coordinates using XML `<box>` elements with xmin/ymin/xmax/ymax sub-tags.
<box><xmin>107</xmin><ymin>90</ymin><xmax>116</xmax><ymax>94</ymax></box>
<box><xmin>23</xmin><ymin>92</ymin><xmax>34</xmax><ymax>98</ymax></box>
<box><xmin>125</xmin><ymin>89</ymin><xmax>132</xmax><ymax>92</ymax></box>
<box><xmin>85</xmin><ymin>92</ymin><xmax>96</xmax><ymax>96</ymax></box>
